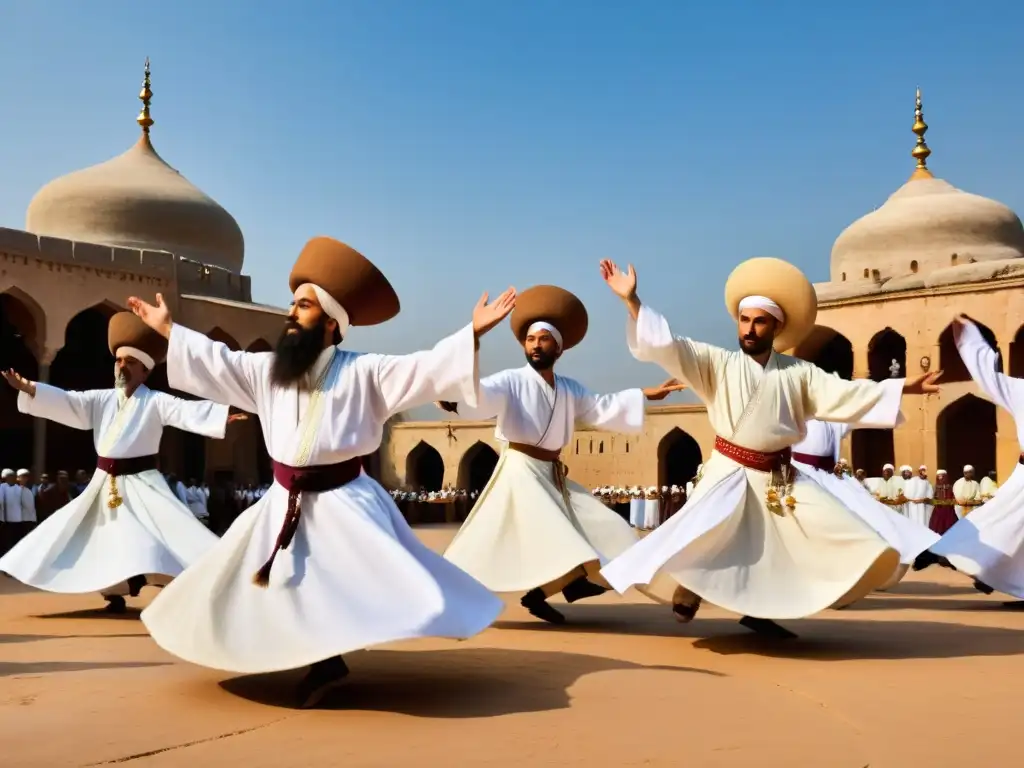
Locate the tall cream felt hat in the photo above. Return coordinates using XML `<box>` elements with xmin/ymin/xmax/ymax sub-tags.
<box><xmin>724</xmin><ymin>257</ymin><xmax>817</xmax><ymax>352</ymax></box>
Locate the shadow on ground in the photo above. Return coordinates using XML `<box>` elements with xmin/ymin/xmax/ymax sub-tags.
<box><xmin>494</xmin><ymin>602</ymin><xmax>1024</xmax><ymax>660</ymax></box>
<box><xmin>219</xmin><ymin>646</ymin><xmax>723</xmax><ymax>716</ymax></box>
<box><xmin>0</xmin><ymin>632</ymin><xmax>143</xmax><ymax>644</ymax></box>
<box><xmin>1</xmin><ymin>660</ymin><xmax>170</xmax><ymax>678</ymax></box>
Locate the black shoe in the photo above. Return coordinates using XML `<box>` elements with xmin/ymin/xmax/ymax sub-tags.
<box><xmin>561</xmin><ymin>576</ymin><xmax>608</xmax><ymax>604</ymax></box>
<box><xmin>104</xmin><ymin>595</ymin><xmax>127</xmax><ymax>614</ymax></box>
<box><xmin>1002</xmin><ymin>600</ymin><xmax>1024</xmax><ymax>610</ymax></box>
<box><xmin>521</xmin><ymin>588</ymin><xmax>566</xmax><ymax>625</ymax></box>
<box><xmin>739</xmin><ymin>616</ymin><xmax>797</xmax><ymax>639</ymax></box>
<box><xmin>973</xmin><ymin>580</ymin><xmax>995</xmax><ymax>595</ymax></box>
<box><xmin>297</xmin><ymin>656</ymin><xmax>350</xmax><ymax>709</ymax></box>
<box><xmin>127</xmin><ymin>575</ymin><xmax>148</xmax><ymax>597</ymax></box>
<box><xmin>672</xmin><ymin>602</ymin><xmax>699</xmax><ymax>623</ymax></box>
<box><xmin>912</xmin><ymin>550</ymin><xmax>940</xmax><ymax>571</ymax></box>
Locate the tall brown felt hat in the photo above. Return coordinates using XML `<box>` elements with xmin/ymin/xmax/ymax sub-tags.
<box><xmin>288</xmin><ymin>236</ymin><xmax>400</xmax><ymax>326</ymax></box>
<box><xmin>724</xmin><ymin>257</ymin><xmax>817</xmax><ymax>352</ymax></box>
<box><xmin>107</xmin><ymin>311</ymin><xmax>168</xmax><ymax>366</ymax></box>
<box><xmin>509</xmin><ymin>285</ymin><xmax>589</xmax><ymax>351</ymax></box>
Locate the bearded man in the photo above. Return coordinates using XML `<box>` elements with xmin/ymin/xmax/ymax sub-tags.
<box><xmin>130</xmin><ymin>236</ymin><xmax>513</xmax><ymax>708</ymax></box>
<box><xmin>440</xmin><ymin>285</ymin><xmax>683</xmax><ymax>624</ymax></box>
<box><xmin>0</xmin><ymin>312</ymin><xmax>244</xmax><ymax>613</ymax></box>
<box><xmin>597</xmin><ymin>257</ymin><xmax>941</xmax><ymax>638</ymax></box>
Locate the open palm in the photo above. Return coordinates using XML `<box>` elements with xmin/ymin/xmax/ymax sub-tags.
<box><xmin>126</xmin><ymin>293</ymin><xmax>173</xmax><ymax>338</ymax></box>
<box><xmin>472</xmin><ymin>287</ymin><xmax>517</xmax><ymax>337</ymax></box>
<box><xmin>599</xmin><ymin>259</ymin><xmax>637</xmax><ymax>299</ymax></box>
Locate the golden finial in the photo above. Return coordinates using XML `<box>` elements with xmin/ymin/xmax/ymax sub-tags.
<box><xmin>137</xmin><ymin>57</ymin><xmax>154</xmax><ymax>134</ymax></box>
<box><xmin>910</xmin><ymin>86</ymin><xmax>932</xmax><ymax>180</ymax></box>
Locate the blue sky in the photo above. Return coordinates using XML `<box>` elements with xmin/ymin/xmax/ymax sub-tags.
<box><xmin>2</xmin><ymin>1</ymin><xmax>1022</xmax><ymax>417</ymax></box>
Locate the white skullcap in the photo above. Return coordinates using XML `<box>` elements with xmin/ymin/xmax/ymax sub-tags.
<box><xmin>963</xmin><ymin>464</ymin><xmax>974</xmax><ymax>472</ymax></box>
<box><xmin>661</xmin><ymin>485</ymin><xmax>669</xmax><ymax>492</ymax></box>
<box><xmin>883</xmin><ymin>463</ymin><xmax>895</xmax><ymax>471</ymax></box>
<box><xmin>115</xmin><ymin>346</ymin><xmax>155</xmax><ymax>370</ymax></box>
<box><xmin>300</xmin><ymin>283</ymin><xmax>351</xmax><ymax>338</ymax></box>
<box><xmin>737</xmin><ymin>295</ymin><xmax>785</xmax><ymax>324</ymax></box>
<box><xmin>839</xmin><ymin>458</ymin><xmax>849</xmax><ymax>465</ymax></box>
<box><xmin>919</xmin><ymin>465</ymin><xmax>927</xmax><ymax>470</ymax></box>
<box><xmin>16</xmin><ymin>468</ymin><xmax>29</xmax><ymax>476</ymax></box>
<box><xmin>899</xmin><ymin>465</ymin><xmax>912</xmax><ymax>473</ymax></box>
<box><xmin>1</xmin><ymin>469</ymin><xmax>13</xmax><ymax>478</ymax></box>
<box><xmin>937</xmin><ymin>469</ymin><xmax>947</xmax><ymax>475</ymax></box>
<box><xmin>526</xmin><ymin>321</ymin><xmax>563</xmax><ymax>350</ymax></box>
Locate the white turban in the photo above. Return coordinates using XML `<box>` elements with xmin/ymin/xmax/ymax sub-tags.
<box><xmin>526</xmin><ymin>321</ymin><xmax>563</xmax><ymax>350</ymax></box>
<box><xmin>937</xmin><ymin>469</ymin><xmax>947</xmax><ymax>475</ymax></box>
<box><xmin>301</xmin><ymin>283</ymin><xmax>351</xmax><ymax>338</ymax></box>
<box><xmin>1</xmin><ymin>469</ymin><xmax>13</xmax><ymax>478</ymax></box>
<box><xmin>919</xmin><ymin>465</ymin><xmax>927</xmax><ymax>470</ymax></box>
<box><xmin>883</xmin><ymin>463</ymin><xmax>895</xmax><ymax>471</ymax></box>
<box><xmin>737</xmin><ymin>295</ymin><xmax>785</xmax><ymax>324</ymax></box>
<box><xmin>115</xmin><ymin>346</ymin><xmax>155</xmax><ymax>370</ymax></box>
<box><xmin>16</xmin><ymin>468</ymin><xmax>29</xmax><ymax>477</ymax></box>
<box><xmin>899</xmin><ymin>465</ymin><xmax>912</xmax><ymax>473</ymax></box>
<box><xmin>963</xmin><ymin>464</ymin><xmax>974</xmax><ymax>472</ymax></box>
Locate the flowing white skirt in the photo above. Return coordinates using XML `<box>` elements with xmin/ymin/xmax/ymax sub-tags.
<box><xmin>931</xmin><ymin>462</ymin><xmax>1024</xmax><ymax>599</ymax></box>
<box><xmin>0</xmin><ymin>468</ymin><xmax>218</xmax><ymax>594</ymax></box>
<box><xmin>601</xmin><ymin>454</ymin><xmax>901</xmax><ymax>620</ymax></box>
<box><xmin>643</xmin><ymin>499</ymin><xmax>661</xmax><ymax>529</ymax></box>
<box><xmin>444</xmin><ymin>449</ymin><xmax>642</xmax><ymax>593</ymax></box>
<box><xmin>141</xmin><ymin>474</ymin><xmax>503</xmax><ymax>674</ymax></box>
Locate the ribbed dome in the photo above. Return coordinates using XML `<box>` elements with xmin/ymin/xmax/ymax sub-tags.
<box><xmin>830</xmin><ymin>176</ymin><xmax>1024</xmax><ymax>283</ymax></box>
<box><xmin>26</xmin><ymin>134</ymin><xmax>244</xmax><ymax>272</ymax></box>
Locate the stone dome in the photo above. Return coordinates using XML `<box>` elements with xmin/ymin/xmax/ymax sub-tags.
<box><xmin>26</xmin><ymin>133</ymin><xmax>244</xmax><ymax>272</ymax></box>
<box><xmin>830</xmin><ymin>175</ymin><xmax>1024</xmax><ymax>283</ymax></box>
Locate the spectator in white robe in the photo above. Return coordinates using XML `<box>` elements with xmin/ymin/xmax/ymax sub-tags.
<box><xmin>864</xmin><ymin>465</ymin><xmax>890</xmax><ymax>497</ymax></box>
<box><xmin>904</xmin><ymin>466</ymin><xmax>934</xmax><ymax>528</ymax></box>
<box><xmin>953</xmin><ymin>465</ymin><xmax>982</xmax><ymax>518</ymax></box>
<box><xmin>980</xmin><ymin>470</ymin><xmax>999</xmax><ymax>501</ymax></box>
<box><xmin>131</xmin><ymin>236</ymin><xmax>513</xmax><ymax>707</ymax></box>
<box><xmin>628</xmin><ymin>487</ymin><xmax>645</xmax><ymax>528</ymax></box>
<box><xmin>185</xmin><ymin>479</ymin><xmax>209</xmax><ymax>523</ymax></box>
<box><xmin>643</xmin><ymin>486</ymin><xmax>661</xmax><ymax>530</ymax></box>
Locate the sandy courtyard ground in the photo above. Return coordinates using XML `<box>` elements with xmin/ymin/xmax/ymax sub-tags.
<box><xmin>1</xmin><ymin>524</ymin><xmax>1022</xmax><ymax>768</ymax></box>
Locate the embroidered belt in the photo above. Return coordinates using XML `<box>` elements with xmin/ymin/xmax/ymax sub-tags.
<box><xmin>714</xmin><ymin>436</ymin><xmax>791</xmax><ymax>472</ymax></box>
<box><xmin>97</xmin><ymin>454</ymin><xmax>159</xmax><ymax>510</ymax></box>
<box><xmin>252</xmin><ymin>457</ymin><xmax>363</xmax><ymax>587</ymax></box>
<box><xmin>791</xmin><ymin>451</ymin><xmax>835</xmax><ymax>472</ymax></box>
<box><xmin>508</xmin><ymin>442</ymin><xmax>567</xmax><ymax>495</ymax></box>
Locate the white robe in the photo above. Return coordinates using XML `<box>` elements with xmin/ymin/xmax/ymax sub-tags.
<box><xmin>903</xmin><ymin>477</ymin><xmax>934</xmax><ymax>528</ymax></box>
<box><xmin>185</xmin><ymin>486</ymin><xmax>209</xmax><ymax>520</ymax></box>
<box><xmin>601</xmin><ymin>305</ymin><xmax>903</xmax><ymax>619</ymax></box>
<box><xmin>643</xmin><ymin>497</ymin><xmax>661</xmax><ymax>529</ymax></box>
<box><xmin>931</xmin><ymin>320</ymin><xmax>1024</xmax><ymax>598</ymax></box>
<box><xmin>444</xmin><ymin>366</ymin><xmax>645</xmax><ymax>593</ymax></box>
<box><xmin>791</xmin><ymin>420</ymin><xmax>938</xmax><ymax>590</ymax></box>
<box><xmin>141</xmin><ymin>323</ymin><xmax>503</xmax><ymax>674</ymax></box>
<box><xmin>980</xmin><ymin>476</ymin><xmax>998</xmax><ymax>500</ymax></box>
<box><xmin>952</xmin><ymin>478</ymin><xmax>981</xmax><ymax>519</ymax></box>
<box><xmin>629</xmin><ymin>497</ymin><xmax>645</xmax><ymax>528</ymax></box>
<box><xmin>0</xmin><ymin>384</ymin><xmax>224</xmax><ymax>594</ymax></box>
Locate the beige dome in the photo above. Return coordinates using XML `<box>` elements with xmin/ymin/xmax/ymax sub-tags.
<box><xmin>830</xmin><ymin>175</ymin><xmax>1024</xmax><ymax>283</ymax></box>
<box><xmin>26</xmin><ymin>134</ymin><xmax>244</xmax><ymax>272</ymax></box>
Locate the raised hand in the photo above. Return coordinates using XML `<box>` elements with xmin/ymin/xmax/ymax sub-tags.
<box><xmin>1</xmin><ymin>368</ymin><xmax>35</xmax><ymax>396</ymax></box>
<box><xmin>904</xmin><ymin>370</ymin><xmax>942</xmax><ymax>395</ymax></box>
<box><xmin>126</xmin><ymin>293</ymin><xmax>173</xmax><ymax>339</ymax></box>
<box><xmin>472</xmin><ymin>287</ymin><xmax>517</xmax><ymax>338</ymax></box>
<box><xmin>642</xmin><ymin>378</ymin><xmax>687</xmax><ymax>401</ymax></box>
<box><xmin>599</xmin><ymin>259</ymin><xmax>637</xmax><ymax>300</ymax></box>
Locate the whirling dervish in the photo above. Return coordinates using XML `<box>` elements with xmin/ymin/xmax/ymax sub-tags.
<box><xmin>914</xmin><ymin>315</ymin><xmax>1024</xmax><ymax>607</ymax></box>
<box><xmin>0</xmin><ymin>312</ymin><xmax>245</xmax><ymax>613</ymax></box>
<box><xmin>597</xmin><ymin>256</ymin><xmax>942</xmax><ymax>638</ymax></box>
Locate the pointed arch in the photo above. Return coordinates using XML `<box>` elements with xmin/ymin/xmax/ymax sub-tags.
<box><xmin>246</xmin><ymin>338</ymin><xmax>273</xmax><ymax>353</ymax></box>
<box><xmin>207</xmin><ymin>326</ymin><xmax>241</xmax><ymax>351</ymax></box>
<box><xmin>1009</xmin><ymin>324</ymin><xmax>1024</xmax><ymax>378</ymax></box>
<box><xmin>406</xmin><ymin>440</ymin><xmax>444</xmax><ymax>492</ymax></box>
<box><xmin>791</xmin><ymin>325</ymin><xmax>854</xmax><ymax>380</ymax></box>
<box><xmin>457</xmin><ymin>441</ymin><xmax>499</xmax><ymax>493</ymax></box>
<box><xmin>851</xmin><ymin>429</ymin><xmax>895</xmax><ymax>477</ymax></box>
<box><xmin>867</xmin><ymin>327</ymin><xmax>907</xmax><ymax>382</ymax></box>
<box><xmin>0</xmin><ymin>292</ymin><xmax>41</xmax><ymax>470</ymax></box>
<box><xmin>657</xmin><ymin>427</ymin><xmax>702</xmax><ymax>489</ymax></box>
<box><xmin>937</xmin><ymin>393</ymin><xmax>996</xmax><ymax>478</ymax></box>
<box><xmin>939</xmin><ymin>318</ymin><xmax>1000</xmax><ymax>384</ymax></box>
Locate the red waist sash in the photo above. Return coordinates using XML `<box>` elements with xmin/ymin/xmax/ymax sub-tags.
<box><xmin>714</xmin><ymin>436</ymin><xmax>791</xmax><ymax>472</ymax></box>
<box><xmin>791</xmin><ymin>452</ymin><xmax>835</xmax><ymax>472</ymax></box>
<box><xmin>96</xmin><ymin>454</ymin><xmax>159</xmax><ymax>476</ymax></box>
<box><xmin>253</xmin><ymin>457</ymin><xmax>363</xmax><ymax>587</ymax></box>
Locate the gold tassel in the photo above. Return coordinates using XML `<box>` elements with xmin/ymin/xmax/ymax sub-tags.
<box><xmin>107</xmin><ymin>474</ymin><xmax>123</xmax><ymax>509</ymax></box>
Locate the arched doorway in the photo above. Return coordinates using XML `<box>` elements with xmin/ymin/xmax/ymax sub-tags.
<box><xmin>937</xmin><ymin>394</ymin><xmax>996</xmax><ymax>478</ymax></box>
<box><xmin>657</xmin><ymin>427</ymin><xmax>702</xmax><ymax>489</ymax></box>
<box><xmin>1007</xmin><ymin>324</ymin><xmax>1024</xmax><ymax>377</ymax></box>
<box><xmin>406</xmin><ymin>441</ymin><xmax>444</xmax><ymax>491</ymax></box>
<box><xmin>0</xmin><ymin>292</ymin><xmax>41</xmax><ymax>471</ymax></box>
<box><xmin>939</xmin><ymin>319</ymin><xmax>1000</xmax><ymax>384</ymax></box>
<box><xmin>48</xmin><ymin>304</ymin><xmax>118</xmax><ymax>475</ymax></box>
<box><xmin>867</xmin><ymin>328</ymin><xmax>907</xmax><ymax>382</ymax></box>
<box><xmin>791</xmin><ymin>326</ymin><xmax>854</xmax><ymax>380</ymax></box>
<box><xmin>851</xmin><ymin>430</ymin><xmax>895</xmax><ymax>477</ymax></box>
<box><xmin>457</xmin><ymin>441</ymin><xmax>499</xmax><ymax>493</ymax></box>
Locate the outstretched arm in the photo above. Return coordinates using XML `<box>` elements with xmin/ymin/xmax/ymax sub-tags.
<box><xmin>127</xmin><ymin>294</ymin><xmax>265</xmax><ymax>412</ymax></box>
<box><xmin>574</xmin><ymin>379</ymin><xmax>685</xmax><ymax>433</ymax></box>
<box><xmin>438</xmin><ymin>371</ymin><xmax>510</xmax><ymax>420</ymax></box>
<box><xmin>4</xmin><ymin>370</ymin><xmax>100</xmax><ymax>430</ymax></box>
<box><xmin>599</xmin><ymin>260</ymin><xmax>726</xmax><ymax>401</ymax></box>
<box><xmin>954</xmin><ymin>315</ymin><xmax>1022</xmax><ymax>415</ymax></box>
<box><xmin>804</xmin><ymin>365</ymin><xmax>940</xmax><ymax>427</ymax></box>
<box><xmin>377</xmin><ymin>288</ymin><xmax>516</xmax><ymax>416</ymax></box>
<box><xmin>155</xmin><ymin>394</ymin><xmax>239</xmax><ymax>439</ymax></box>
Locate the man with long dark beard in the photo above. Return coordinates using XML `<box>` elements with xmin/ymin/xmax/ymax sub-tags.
<box><xmin>440</xmin><ymin>284</ymin><xmax>685</xmax><ymax>624</ymax></box>
<box><xmin>0</xmin><ymin>312</ymin><xmax>244</xmax><ymax>613</ymax></box>
<box><xmin>130</xmin><ymin>236</ymin><xmax>514</xmax><ymax>708</ymax></box>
